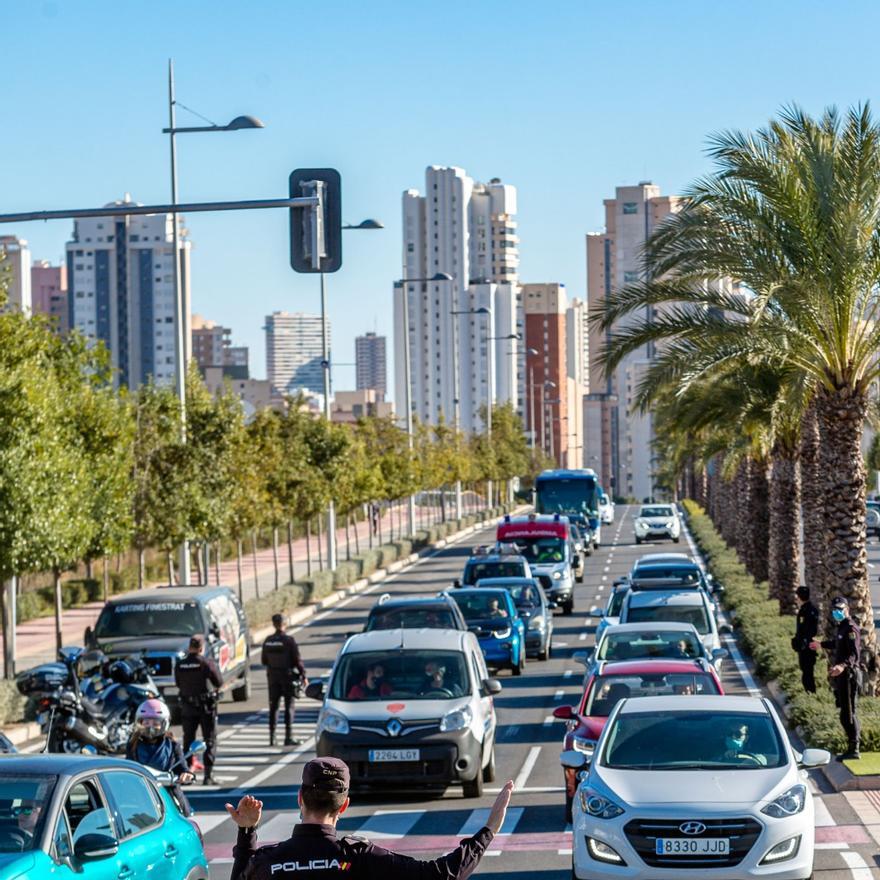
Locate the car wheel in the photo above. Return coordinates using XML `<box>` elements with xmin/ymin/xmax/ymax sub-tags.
<box><xmin>231</xmin><ymin>672</ymin><xmax>251</xmax><ymax>702</ymax></box>
<box><xmin>575</xmin><ymin>571</ymin><xmax>584</xmax><ymax>583</ymax></box>
<box><xmin>538</xmin><ymin>638</ymin><xmax>549</xmax><ymax>661</ymax></box>
<box><xmin>462</xmin><ymin>763</ymin><xmax>484</xmax><ymax>798</ymax></box>
<box><xmin>673</xmin><ymin>536</ymin><xmax>681</xmax><ymax>543</ymax></box>
<box><xmin>482</xmin><ymin>748</ymin><xmax>496</xmax><ymax>783</ymax></box>
<box><xmin>565</xmin><ymin>792</ymin><xmax>573</xmax><ymax>825</ymax></box>
<box><xmin>512</xmin><ymin>651</ymin><xmax>524</xmax><ymax>676</ymax></box>
<box><xmin>635</xmin><ymin>537</ymin><xmax>642</xmax><ymax>544</ymax></box>
<box><xmin>563</xmin><ymin>599</ymin><xmax>574</xmax><ymax>616</ymax></box>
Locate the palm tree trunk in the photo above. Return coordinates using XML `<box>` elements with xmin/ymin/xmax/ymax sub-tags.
<box><xmin>748</xmin><ymin>457</ymin><xmax>770</xmax><ymax>584</ymax></box>
<box><xmin>734</xmin><ymin>459</ymin><xmax>751</xmax><ymax>565</ymax></box>
<box><xmin>345</xmin><ymin>513</ymin><xmax>351</xmax><ymax>561</ymax></box>
<box><xmin>815</xmin><ymin>386</ymin><xmax>873</xmax><ymax>652</ymax></box>
<box><xmin>800</xmin><ymin>402</ymin><xmax>826</xmax><ymax>613</ymax></box>
<box><xmin>768</xmin><ymin>441</ymin><xmax>801</xmax><ymax>613</ymax></box>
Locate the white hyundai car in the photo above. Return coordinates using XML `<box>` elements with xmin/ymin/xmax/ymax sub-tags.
<box><xmin>566</xmin><ymin>695</ymin><xmax>829</xmax><ymax>880</ymax></box>
<box><xmin>633</xmin><ymin>504</ymin><xmax>681</xmax><ymax>544</ymax></box>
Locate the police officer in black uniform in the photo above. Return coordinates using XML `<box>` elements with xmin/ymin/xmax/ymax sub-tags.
<box><xmin>811</xmin><ymin>595</ymin><xmax>861</xmax><ymax>760</ymax></box>
<box><xmin>261</xmin><ymin>613</ymin><xmax>307</xmax><ymax>746</ymax></box>
<box><xmin>791</xmin><ymin>586</ymin><xmax>819</xmax><ymax>693</ymax></box>
<box><xmin>226</xmin><ymin>758</ymin><xmax>514</xmax><ymax>880</ymax></box>
<box><xmin>175</xmin><ymin>634</ymin><xmax>223</xmax><ymax>784</ymax></box>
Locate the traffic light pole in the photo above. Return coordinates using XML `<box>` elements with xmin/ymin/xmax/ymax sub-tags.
<box><xmin>320</xmin><ymin>272</ymin><xmax>337</xmax><ymax>571</ymax></box>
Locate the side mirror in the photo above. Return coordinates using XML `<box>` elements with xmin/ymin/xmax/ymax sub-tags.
<box><xmin>718</xmin><ymin>623</ymin><xmax>733</xmax><ymax>635</ymax></box>
<box><xmin>552</xmin><ymin>705</ymin><xmax>575</xmax><ymax>720</ymax></box>
<box><xmin>209</xmin><ymin>622</ymin><xmax>221</xmax><ymax>639</ymax></box>
<box><xmin>453</xmin><ymin>579</ymin><xmax>462</xmax><ymax>589</ymax></box>
<box><xmin>153</xmin><ymin>771</ymin><xmax>174</xmax><ymax>786</ymax></box>
<box><xmin>84</xmin><ymin>626</ymin><xmax>93</xmax><ymax>647</ymax></box>
<box><xmin>74</xmin><ymin>834</ymin><xmax>119</xmax><ymax>862</ymax></box>
<box><xmin>305</xmin><ymin>681</ymin><xmax>324</xmax><ymax>701</ymax></box>
<box><xmin>711</xmin><ymin>647</ymin><xmax>729</xmax><ymax>661</ymax></box>
<box><xmin>612</xmin><ymin>579</ymin><xmax>625</xmax><ymax>587</ymax></box>
<box><xmin>560</xmin><ymin>749</ymin><xmax>588</xmax><ymax>770</ymax></box>
<box><xmin>713</xmin><ymin>584</ymin><xmax>726</xmax><ymax>594</ymax></box>
<box><xmin>589</xmin><ymin>607</ymin><xmax>605</xmax><ymax>618</ymax></box>
<box><xmin>547</xmin><ymin>601</ymin><xmax>558</xmax><ymax>609</ymax></box>
<box><xmin>800</xmin><ymin>748</ymin><xmax>831</xmax><ymax>768</ymax></box>
<box><xmin>482</xmin><ymin>678</ymin><xmax>502</xmax><ymax>696</ymax></box>
<box><xmin>572</xmin><ymin>650</ymin><xmax>589</xmax><ymax>667</ymax></box>
<box><xmin>185</xmin><ymin>740</ymin><xmax>206</xmax><ymax>760</ymax></box>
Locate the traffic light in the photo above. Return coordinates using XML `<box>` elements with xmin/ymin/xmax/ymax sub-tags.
<box><xmin>289</xmin><ymin>168</ymin><xmax>342</xmax><ymax>273</ymax></box>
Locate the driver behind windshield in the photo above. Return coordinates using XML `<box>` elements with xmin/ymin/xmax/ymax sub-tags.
<box><xmin>486</xmin><ymin>598</ymin><xmax>508</xmax><ymax>619</ymax></box>
<box><xmin>716</xmin><ymin>721</ymin><xmax>766</xmax><ymax>764</ymax></box>
<box><xmin>347</xmin><ymin>662</ymin><xmax>393</xmax><ymax>700</ymax></box>
<box><xmin>418</xmin><ymin>661</ymin><xmax>463</xmax><ymax>697</ymax></box>
<box><xmin>0</xmin><ymin>800</ymin><xmax>41</xmax><ymax>851</ymax></box>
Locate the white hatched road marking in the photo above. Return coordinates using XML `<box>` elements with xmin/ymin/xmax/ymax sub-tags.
<box><xmin>554</xmin><ymin>689</ymin><xmax>564</xmax><ymax>700</ymax></box>
<box><xmin>542</xmin><ymin>715</ymin><xmax>555</xmax><ymax>726</ymax></box>
<box><xmin>357</xmin><ymin>809</ymin><xmax>424</xmax><ymax>839</ymax></box>
<box><xmin>458</xmin><ymin>807</ymin><xmax>523</xmax><ymax>836</ymax></box>
<box><xmin>193</xmin><ymin>813</ymin><xmax>230</xmax><ymax>835</ymax></box>
<box><xmin>841</xmin><ymin>851</ymin><xmax>872</xmax><ymax>880</ymax></box>
<box><xmin>813</xmin><ymin>796</ymin><xmax>836</xmax><ymax>827</ymax></box>
<box><xmin>256</xmin><ymin>812</ymin><xmax>297</xmax><ymax>842</ymax></box>
<box><xmin>514</xmin><ymin>746</ymin><xmax>541</xmax><ymax>789</ymax></box>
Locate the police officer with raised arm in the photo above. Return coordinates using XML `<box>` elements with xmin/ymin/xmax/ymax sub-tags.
<box><xmin>174</xmin><ymin>634</ymin><xmax>223</xmax><ymax>784</ymax></box>
<box><xmin>791</xmin><ymin>586</ymin><xmax>819</xmax><ymax>693</ymax></box>
<box><xmin>261</xmin><ymin>613</ymin><xmax>307</xmax><ymax>746</ymax></box>
<box><xmin>810</xmin><ymin>595</ymin><xmax>861</xmax><ymax>760</ymax></box>
<box><xmin>226</xmin><ymin>757</ymin><xmax>514</xmax><ymax>880</ymax></box>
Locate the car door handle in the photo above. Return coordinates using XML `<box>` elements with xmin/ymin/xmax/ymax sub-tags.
<box><xmin>164</xmin><ymin>845</ymin><xmax>178</xmax><ymax>859</ymax></box>
<box><xmin>118</xmin><ymin>867</ymin><xmax>133</xmax><ymax>880</ymax></box>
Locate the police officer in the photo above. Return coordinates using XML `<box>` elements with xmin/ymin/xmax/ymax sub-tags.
<box><xmin>175</xmin><ymin>634</ymin><xmax>223</xmax><ymax>784</ymax></box>
<box><xmin>810</xmin><ymin>596</ymin><xmax>861</xmax><ymax>760</ymax></box>
<box><xmin>261</xmin><ymin>614</ymin><xmax>307</xmax><ymax>746</ymax></box>
<box><xmin>226</xmin><ymin>758</ymin><xmax>513</xmax><ymax>880</ymax></box>
<box><xmin>791</xmin><ymin>586</ymin><xmax>819</xmax><ymax>693</ymax></box>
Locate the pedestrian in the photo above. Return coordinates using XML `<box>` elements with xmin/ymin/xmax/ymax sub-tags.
<box><xmin>809</xmin><ymin>596</ymin><xmax>861</xmax><ymax>760</ymax></box>
<box><xmin>790</xmin><ymin>586</ymin><xmax>819</xmax><ymax>693</ymax></box>
<box><xmin>174</xmin><ymin>634</ymin><xmax>223</xmax><ymax>784</ymax></box>
<box><xmin>371</xmin><ymin>502</ymin><xmax>380</xmax><ymax>537</ymax></box>
<box><xmin>225</xmin><ymin>757</ymin><xmax>514</xmax><ymax>880</ymax></box>
<box><xmin>261</xmin><ymin>613</ymin><xmax>308</xmax><ymax>747</ymax></box>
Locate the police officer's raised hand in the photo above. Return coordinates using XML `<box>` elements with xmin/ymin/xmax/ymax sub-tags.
<box><xmin>485</xmin><ymin>780</ymin><xmax>514</xmax><ymax>834</ymax></box>
<box><xmin>226</xmin><ymin>795</ymin><xmax>263</xmax><ymax>828</ymax></box>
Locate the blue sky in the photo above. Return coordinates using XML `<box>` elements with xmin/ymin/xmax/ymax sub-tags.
<box><xmin>5</xmin><ymin>0</ymin><xmax>880</xmax><ymax>394</ymax></box>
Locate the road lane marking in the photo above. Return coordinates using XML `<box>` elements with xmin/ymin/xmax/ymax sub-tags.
<box><xmin>193</xmin><ymin>813</ymin><xmax>231</xmax><ymax>835</ymax></box>
<box><xmin>564</xmin><ymin>669</ymin><xmax>573</xmax><ymax>678</ymax></box>
<box><xmin>358</xmin><ymin>810</ymin><xmax>424</xmax><ymax>839</ymax></box>
<box><xmin>514</xmin><ymin>746</ymin><xmax>541</xmax><ymax>789</ymax></box>
<box><xmin>557</xmin><ymin>848</ymin><xmax>572</xmax><ymax>855</ymax></box>
<box><xmin>543</xmin><ymin>715</ymin><xmax>555</xmax><ymax>726</ymax></box>
<box><xmin>814</xmin><ymin>796</ymin><xmax>836</xmax><ymax>827</ymax></box>
<box><xmin>227</xmin><ymin>736</ymin><xmax>316</xmax><ymax>798</ymax></box>
<box><xmin>458</xmin><ymin>807</ymin><xmax>523</xmax><ymax>836</ymax></box>
<box><xmin>841</xmin><ymin>851</ymin><xmax>872</xmax><ymax>880</ymax></box>
<box><xmin>815</xmin><ymin>842</ymin><xmax>848</xmax><ymax>849</ymax></box>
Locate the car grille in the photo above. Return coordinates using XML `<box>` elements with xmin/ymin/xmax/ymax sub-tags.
<box><xmin>624</xmin><ymin>817</ymin><xmax>762</xmax><ymax>868</ymax></box>
<box><xmin>348</xmin><ymin>719</ymin><xmax>440</xmax><ymax>738</ymax></box>
<box><xmin>359</xmin><ymin>759</ymin><xmax>447</xmax><ymax>780</ymax></box>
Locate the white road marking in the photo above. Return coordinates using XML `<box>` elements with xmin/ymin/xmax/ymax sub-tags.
<box><xmin>485</xmin><ymin>785</ymin><xmax>564</xmax><ymax>793</ymax></box>
<box><xmin>458</xmin><ymin>807</ymin><xmax>523</xmax><ymax>836</ymax></box>
<box><xmin>357</xmin><ymin>810</ymin><xmax>424</xmax><ymax>839</ymax></box>
<box><xmin>256</xmin><ymin>812</ymin><xmax>297</xmax><ymax>842</ymax></box>
<box><xmin>841</xmin><ymin>850</ymin><xmax>872</xmax><ymax>880</ymax></box>
<box><xmin>813</xmin><ymin>796</ymin><xmax>836</xmax><ymax>827</ymax></box>
<box><xmin>542</xmin><ymin>715</ymin><xmax>555</xmax><ymax>726</ymax></box>
<box><xmin>555</xmin><ymin>641</ymin><xmax>568</xmax><ymax>647</ymax></box>
<box><xmin>557</xmin><ymin>848</ymin><xmax>572</xmax><ymax>855</ymax></box>
<box><xmin>815</xmin><ymin>842</ymin><xmax>848</xmax><ymax>850</ymax></box>
<box><xmin>564</xmin><ymin>669</ymin><xmax>573</xmax><ymax>678</ymax></box>
<box><xmin>193</xmin><ymin>813</ymin><xmax>230</xmax><ymax>835</ymax></box>
<box><xmin>227</xmin><ymin>736</ymin><xmax>317</xmax><ymax>798</ymax></box>
<box><xmin>579</xmin><ymin>632</ymin><xmax>587</xmax><ymax>641</ymax></box>
<box><xmin>514</xmin><ymin>746</ymin><xmax>541</xmax><ymax>789</ymax></box>
<box><xmin>554</xmin><ymin>689</ymin><xmax>565</xmax><ymax>700</ymax></box>
<box><xmin>208</xmin><ymin>764</ymin><xmax>254</xmax><ymax>772</ymax></box>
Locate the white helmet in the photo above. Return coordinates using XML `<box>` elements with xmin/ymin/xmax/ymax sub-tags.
<box><xmin>135</xmin><ymin>699</ymin><xmax>170</xmax><ymax>741</ymax></box>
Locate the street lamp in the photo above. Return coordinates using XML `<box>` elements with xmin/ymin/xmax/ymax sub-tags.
<box><xmin>397</xmin><ymin>272</ymin><xmax>453</xmax><ymax>533</ymax></box>
<box><xmin>526</xmin><ymin>347</ymin><xmax>539</xmax><ymax>450</ymax></box>
<box><xmin>320</xmin><ymin>220</ymin><xmax>385</xmax><ymax>570</ymax></box>
<box><xmin>163</xmin><ymin>59</ymin><xmax>264</xmax><ymax>585</ymax></box>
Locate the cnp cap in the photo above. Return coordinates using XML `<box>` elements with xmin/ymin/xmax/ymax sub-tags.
<box><xmin>831</xmin><ymin>596</ymin><xmax>849</xmax><ymax>609</ymax></box>
<box><xmin>301</xmin><ymin>757</ymin><xmax>350</xmax><ymax>793</ymax></box>
<box><xmin>188</xmin><ymin>634</ymin><xmax>204</xmax><ymax>650</ymax></box>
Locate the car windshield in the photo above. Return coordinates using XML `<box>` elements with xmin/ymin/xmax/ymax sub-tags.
<box><xmin>0</xmin><ymin>775</ymin><xmax>56</xmax><ymax>852</ymax></box>
<box><xmin>507</xmin><ymin>584</ymin><xmax>541</xmax><ymax>608</ymax></box>
<box><xmin>332</xmin><ymin>650</ymin><xmax>470</xmax><ymax>700</ymax></box>
<box><xmin>366</xmin><ymin>608</ymin><xmax>457</xmax><ymax>630</ymax></box>
<box><xmin>584</xmin><ymin>673</ymin><xmax>719</xmax><ymax>716</ymax></box>
<box><xmin>94</xmin><ymin>601</ymin><xmax>205</xmax><ymax>638</ymax></box>
<box><xmin>507</xmin><ymin>537</ymin><xmax>566</xmax><ymax>564</ymax></box>
<box><xmin>597</xmin><ymin>630</ymin><xmax>703</xmax><ymax>661</ymax></box>
<box><xmin>464</xmin><ymin>561</ymin><xmax>524</xmax><ymax>584</ymax></box>
<box><xmin>626</xmin><ymin>603</ymin><xmax>710</xmax><ymax>634</ymax></box>
<box><xmin>452</xmin><ymin>593</ymin><xmax>510</xmax><ymax>621</ymax></box>
<box><xmin>639</xmin><ymin>507</ymin><xmax>674</xmax><ymax>518</ymax></box>
<box><xmin>632</xmin><ymin>567</ymin><xmax>700</xmax><ymax>585</ymax></box>
<box><xmin>602</xmin><ymin>710</ymin><xmax>786</xmax><ymax>770</ymax></box>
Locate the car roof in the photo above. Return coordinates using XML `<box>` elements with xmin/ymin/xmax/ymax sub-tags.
<box><xmin>453</xmin><ymin>587</ymin><xmax>511</xmax><ymax>599</ymax></box>
<box><xmin>103</xmin><ymin>586</ymin><xmax>234</xmax><ymax>605</ymax></box>
<box><xmin>465</xmin><ymin>554</ymin><xmax>527</xmax><ymax>565</ymax></box>
<box><xmin>370</xmin><ymin>595</ymin><xmax>455</xmax><ymax>610</ymax></box>
<box><xmin>635</xmin><ymin>553</ymin><xmax>692</xmax><ymax>564</ymax></box>
<box><xmin>342</xmin><ymin>628</ymin><xmax>471</xmax><ymax>653</ymax></box>
<box><xmin>618</xmin><ymin>695</ymin><xmax>767</xmax><ymax>714</ymax></box>
<box><xmin>598</xmin><ymin>659</ymin><xmax>712</xmax><ymax>676</ymax></box>
<box><xmin>627</xmin><ymin>590</ymin><xmax>708</xmax><ymax>607</ymax></box>
<box><xmin>474</xmin><ymin>577</ymin><xmax>538</xmax><ymax>587</ymax></box>
<box><xmin>638</xmin><ymin>504</ymin><xmax>675</xmax><ymax>510</ymax></box>
<box><xmin>600</xmin><ymin>621</ymin><xmax>701</xmax><ymax>635</ymax></box>
<box><xmin>633</xmin><ymin>561</ymin><xmax>698</xmax><ymax>572</ymax></box>
<box><xmin>0</xmin><ymin>754</ymin><xmax>145</xmax><ymax>774</ymax></box>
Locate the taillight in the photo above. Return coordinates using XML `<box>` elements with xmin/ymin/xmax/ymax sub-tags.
<box><xmin>39</xmin><ymin>698</ymin><xmax>51</xmax><ymax>708</ymax></box>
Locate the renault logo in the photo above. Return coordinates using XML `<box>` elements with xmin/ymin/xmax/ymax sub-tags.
<box><xmin>680</xmin><ymin>821</ymin><xmax>707</xmax><ymax>835</ymax></box>
<box><xmin>386</xmin><ymin>719</ymin><xmax>403</xmax><ymax>737</ymax></box>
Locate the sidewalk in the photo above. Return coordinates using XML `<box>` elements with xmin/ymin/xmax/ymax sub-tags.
<box><xmin>2</xmin><ymin>499</ymin><xmax>480</xmax><ymax>671</ymax></box>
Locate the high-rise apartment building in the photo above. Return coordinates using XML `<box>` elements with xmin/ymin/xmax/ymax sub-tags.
<box><xmin>394</xmin><ymin>166</ymin><xmax>521</xmax><ymax>433</ymax></box>
<box><xmin>192</xmin><ymin>314</ymin><xmax>250</xmax><ymax>376</ymax></box>
<box><xmin>586</xmin><ymin>182</ymin><xmax>682</xmax><ymax>500</ymax></box>
<box><xmin>0</xmin><ymin>235</ymin><xmax>32</xmax><ymax>313</ymax></box>
<box><xmin>355</xmin><ymin>332</ymin><xmax>387</xmax><ymax>398</ymax></box>
<box><xmin>65</xmin><ymin>196</ymin><xmax>191</xmax><ymax>389</ymax></box>
<box><xmin>566</xmin><ymin>298</ymin><xmax>589</xmax><ymax>391</ymax></box>
<box><xmin>31</xmin><ymin>260</ymin><xmax>68</xmax><ymax>333</ymax></box>
<box><xmin>265</xmin><ymin>311</ymin><xmax>326</xmax><ymax>397</ymax></box>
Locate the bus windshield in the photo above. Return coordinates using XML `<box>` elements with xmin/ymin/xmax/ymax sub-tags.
<box><xmin>536</xmin><ymin>477</ymin><xmax>598</xmax><ymax>516</ymax></box>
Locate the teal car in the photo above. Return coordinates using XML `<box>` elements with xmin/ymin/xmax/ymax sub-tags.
<box><xmin>449</xmin><ymin>588</ymin><xmax>527</xmax><ymax>675</ymax></box>
<box><xmin>0</xmin><ymin>754</ymin><xmax>208</xmax><ymax>880</ymax></box>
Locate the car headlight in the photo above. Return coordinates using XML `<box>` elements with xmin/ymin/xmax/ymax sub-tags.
<box><xmin>439</xmin><ymin>705</ymin><xmax>473</xmax><ymax>732</ymax></box>
<box><xmin>571</xmin><ymin>735</ymin><xmax>597</xmax><ymax>754</ymax></box>
<box><xmin>552</xmin><ymin>570</ymin><xmax>563</xmax><ymax>580</ymax></box>
<box><xmin>528</xmin><ymin>616</ymin><xmax>546</xmax><ymax>631</ymax></box>
<box><xmin>586</xmin><ymin>837</ymin><xmax>626</xmax><ymax>864</ymax></box>
<box><xmin>635</xmin><ymin>521</ymin><xmax>647</xmax><ymax>530</ymax></box>
<box><xmin>666</xmin><ymin>520</ymin><xmax>675</xmax><ymax>528</ymax></box>
<box><xmin>316</xmin><ymin>710</ymin><xmax>349</xmax><ymax>737</ymax></box>
<box><xmin>492</xmin><ymin>627</ymin><xmax>512</xmax><ymax>639</ymax></box>
<box><xmin>761</xmin><ymin>784</ymin><xmax>806</xmax><ymax>818</ymax></box>
<box><xmin>579</xmin><ymin>789</ymin><xmax>625</xmax><ymax>819</ymax></box>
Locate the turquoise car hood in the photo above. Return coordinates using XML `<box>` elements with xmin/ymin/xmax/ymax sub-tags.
<box><xmin>0</xmin><ymin>853</ymin><xmax>35</xmax><ymax>879</ymax></box>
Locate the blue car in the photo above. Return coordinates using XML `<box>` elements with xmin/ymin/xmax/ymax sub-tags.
<box><xmin>448</xmin><ymin>588</ymin><xmax>526</xmax><ymax>675</ymax></box>
<box><xmin>0</xmin><ymin>754</ymin><xmax>208</xmax><ymax>880</ymax></box>
<box><xmin>474</xmin><ymin>577</ymin><xmax>554</xmax><ymax>661</ymax></box>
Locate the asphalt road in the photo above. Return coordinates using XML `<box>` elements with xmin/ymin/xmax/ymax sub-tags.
<box><xmin>177</xmin><ymin>507</ymin><xmax>880</xmax><ymax>879</ymax></box>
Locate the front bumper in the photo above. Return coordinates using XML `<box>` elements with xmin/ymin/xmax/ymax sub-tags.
<box><xmin>525</xmin><ymin>628</ymin><xmax>548</xmax><ymax>654</ymax></box>
<box><xmin>572</xmin><ymin>807</ymin><xmax>813</xmax><ymax>880</ymax></box>
<box><xmin>316</xmin><ymin>726</ymin><xmax>483</xmax><ymax>788</ymax></box>
<box><xmin>478</xmin><ymin>636</ymin><xmax>519</xmax><ymax>666</ymax></box>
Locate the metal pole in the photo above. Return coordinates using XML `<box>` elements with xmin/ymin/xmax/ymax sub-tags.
<box><xmin>2</xmin><ymin>577</ymin><xmax>16</xmax><ymax>679</ymax></box>
<box><xmin>169</xmin><ymin>60</ymin><xmax>191</xmax><ymax>586</ymax></box>
<box><xmin>321</xmin><ymin>272</ymin><xmax>337</xmax><ymax>569</ymax></box>
<box><xmin>451</xmin><ymin>288</ymin><xmax>463</xmax><ymax>520</ymax></box>
<box><xmin>529</xmin><ymin>364</ymin><xmax>535</xmax><ymax>449</ymax></box>
<box><xmin>401</xmin><ymin>282</ymin><xmax>417</xmax><ymax>535</ymax></box>
<box><xmin>540</xmin><ymin>385</ymin><xmax>546</xmax><ymax>456</ymax></box>
<box><xmin>485</xmin><ymin>321</ymin><xmax>493</xmax><ymax>508</ymax></box>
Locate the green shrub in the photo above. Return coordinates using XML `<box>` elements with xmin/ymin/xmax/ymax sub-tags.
<box><xmin>0</xmin><ymin>681</ymin><xmax>27</xmax><ymax>726</ymax></box>
<box><xmin>683</xmin><ymin>500</ymin><xmax>880</xmax><ymax>753</ymax></box>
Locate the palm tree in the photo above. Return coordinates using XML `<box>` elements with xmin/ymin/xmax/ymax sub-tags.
<box><xmin>593</xmin><ymin>105</ymin><xmax>880</xmax><ymax>672</ymax></box>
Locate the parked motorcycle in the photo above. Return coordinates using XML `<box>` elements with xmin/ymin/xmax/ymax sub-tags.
<box><xmin>16</xmin><ymin>646</ymin><xmax>162</xmax><ymax>755</ymax></box>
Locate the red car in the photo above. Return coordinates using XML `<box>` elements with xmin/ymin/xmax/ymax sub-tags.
<box><xmin>553</xmin><ymin>658</ymin><xmax>723</xmax><ymax>822</ymax></box>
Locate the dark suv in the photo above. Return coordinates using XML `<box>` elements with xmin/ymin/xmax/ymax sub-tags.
<box><xmin>364</xmin><ymin>593</ymin><xmax>467</xmax><ymax>632</ymax></box>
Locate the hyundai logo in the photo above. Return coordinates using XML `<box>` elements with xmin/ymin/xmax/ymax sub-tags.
<box><xmin>680</xmin><ymin>821</ymin><xmax>707</xmax><ymax>835</ymax></box>
<box><xmin>386</xmin><ymin>719</ymin><xmax>403</xmax><ymax>737</ymax></box>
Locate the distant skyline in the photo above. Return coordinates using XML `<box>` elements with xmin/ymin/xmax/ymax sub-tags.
<box><xmin>5</xmin><ymin>1</ymin><xmax>880</xmax><ymax>394</ymax></box>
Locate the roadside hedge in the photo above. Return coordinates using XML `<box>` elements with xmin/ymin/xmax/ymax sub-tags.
<box><xmin>683</xmin><ymin>500</ymin><xmax>880</xmax><ymax>752</ymax></box>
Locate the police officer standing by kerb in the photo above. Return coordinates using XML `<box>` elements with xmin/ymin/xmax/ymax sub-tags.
<box><xmin>225</xmin><ymin>758</ymin><xmax>514</xmax><ymax>880</ymax></box>
<box><xmin>261</xmin><ymin>613</ymin><xmax>307</xmax><ymax>746</ymax></box>
<box><xmin>174</xmin><ymin>634</ymin><xmax>223</xmax><ymax>784</ymax></box>
<box><xmin>810</xmin><ymin>595</ymin><xmax>861</xmax><ymax>760</ymax></box>
<box><xmin>791</xmin><ymin>586</ymin><xmax>819</xmax><ymax>693</ymax></box>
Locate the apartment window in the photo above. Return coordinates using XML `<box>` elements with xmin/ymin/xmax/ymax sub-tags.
<box><xmin>130</xmin><ymin>235</ymin><xmax>139</xmax><ymax>242</ymax></box>
<box><xmin>407</xmin><ymin>243</ymin><xmax>414</xmax><ymax>253</ymax></box>
<box><xmin>624</xmin><ymin>271</ymin><xmax>640</xmax><ymax>284</ymax></box>
<box><xmin>622</xmin><ymin>202</ymin><xmax>638</xmax><ymax>215</ymax></box>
